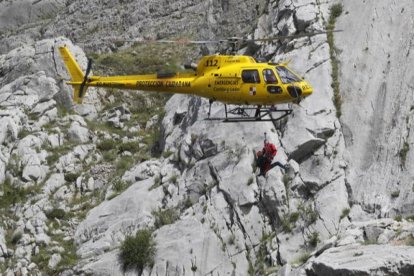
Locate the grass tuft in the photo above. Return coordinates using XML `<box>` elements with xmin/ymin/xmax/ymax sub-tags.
<box><xmin>119</xmin><ymin>229</ymin><xmax>156</xmax><ymax>274</ymax></box>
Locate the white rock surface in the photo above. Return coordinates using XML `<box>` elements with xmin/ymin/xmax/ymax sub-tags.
<box><xmin>0</xmin><ymin>227</ymin><xmax>8</xmax><ymax>258</ymax></box>
<box><xmin>75</xmin><ymin>179</ymin><xmax>164</xmax><ymax>259</ymax></box>
<box><xmin>308</xmin><ymin>244</ymin><xmax>414</xmax><ymax>276</ymax></box>
<box><xmin>337</xmin><ymin>0</ymin><xmax>414</xmax><ymax>217</ymax></box>
<box><xmin>1</xmin><ymin>0</ymin><xmax>413</xmax><ymax>275</ymax></box>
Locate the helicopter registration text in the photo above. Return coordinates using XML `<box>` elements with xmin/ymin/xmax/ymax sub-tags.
<box><xmin>136</xmin><ymin>80</ymin><xmax>191</xmax><ymax>88</ymax></box>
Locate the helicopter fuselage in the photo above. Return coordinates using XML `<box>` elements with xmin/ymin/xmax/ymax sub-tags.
<box><xmin>60</xmin><ymin>47</ymin><xmax>312</xmax><ymax>106</ymax></box>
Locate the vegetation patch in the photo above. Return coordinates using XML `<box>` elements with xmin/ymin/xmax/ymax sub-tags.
<box><xmin>64</xmin><ymin>172</ymin><xmax>80</xmax><ymax>183</ymax></box>
<box><xmin>152</xmin><ymin>207</ymin><xmax>179</xmax><ymax>229</ymax></box>
<box><xmin>399</xmin><ymin>141</ymin><xmax>410</xmax><ymax>168</ymax></box>
<box><xmin>115</xmin><ymin>156</ymin><xmax>135</xmax><ymax>176</ymax></box>
<box><xmin>340</xmin><ymin>208</ymin><xmax>350</xmax><ymax>220</ymax></box>
<box><xmin>294</xmin><ymin>252</ymin><xmax>311</xmax><ymax>265</ymax></box>
<box><xmin>0</xmin><ymin>177</ymin><xmax>29</xmax><ymax>209</ymax></box>
<box><xmin>326</xmin><ymin>3</ymin><xmax>343</xmax><ymax>117</ymax></box>
<box><xmin>391</xmin><ymin>190</ymin><xmax>400</xmax><ymax>198</ymax></box>
<box><xmin>247</xmin><ymin>176</ymin><xmax>254</xmax><ymax>186</ymax></box>
<box><xmin>90</xmin><ymin>43</ymin><xmax>196</xmax><ymax>75</ymax></box>
<box><xmin>404</xmin><ymin>235</ymin><xmax>414</xmax><ymax>246</ymax></box>
<box><xmin>46</xmin><ymin>208</ymin><xmax>67</xmax><ymax>220</ymax></box>
<box><xmin>306</xmin><ymin>231</ymin><xmax>320</xmax><ymax>248</ymax></box>
<box><xmin>31</xmin><ymin>245</ymin><xmax>50</xmax><ymax>272</ymax></box>
<box><xmin>289</xmin><ymin>212</ymin><xmax>300</xmax><ymax>223</ymax></box>
<box><xmin>119</xmin><ymin>141</ymin><xmax>140</xmax><ymax>154</ymax></box>
<box><xmin>97</xmin><ymin>139</ymin><xmax>117</xmax><ymax>151</ymax></box>
<box><xmin>281</xmin><ymin>214</ymin><xmax>293</xmax><ymax>233</ymax></box>
<box><xmin>298</xmin><ymin>203</ymin><xmax>319</xmax><ymax>226</ymax></box>
<box><xmin>17</xmin><ymin>128</ymin><xmax>31</xmax><ymax>139</ymax></box>
<box><xmin>119</xmin><ymin>229</ymin><xmax>156</xmax><ymax>275</ymax></box>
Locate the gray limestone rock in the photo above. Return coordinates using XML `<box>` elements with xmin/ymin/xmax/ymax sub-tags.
<box><xmin>0</xmin><ymin>159</ymin><xmax>5</xmax><ymax>187</ymax></box>
<box><xmin>43</xmin><ymin>173</ymin><xmax>65</xmax><ymax>195</ymax></box>
<box><xmin>337</xmin><ymin>0</ymin><xmax>414</xmax><ymax>218</ymax></box>
<box><xmin>0</xmin><ymin>0</ymin><xmax>413</xmax><ymax>274</ymax></box>
<box><xmin>0</xmin><ymin>228</ymin><xmax>8</xmax><ymax>258</ymax></box>
<box><xmin>122</xmin><ymin>160</ymin><xmax>161</xmax><ymax>183</ymax></box>
<box><xmin>74</xmin><ymin>178</ymin><xmax>164</xmax><ymax>259</ymax></box>
<box><xmin>48</xmin><ymin>253</ymin><xmax>62</xmax><ymax>269</ymax></box>
<box><xmin>67</xmin><ymin>121</ymin><xmax>91</xmax><ymax>143</ymax></box>
<box><xmin>308</xmin><ymin>244</ymin><xmax>414</xmax><ymax>276</ymax></box>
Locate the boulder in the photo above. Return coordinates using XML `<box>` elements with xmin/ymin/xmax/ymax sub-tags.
<box><xmin>67</xmin><ymin>121</ymin><xmax>91</xmax><ymax>143</ymax></box>
<box><xmin>294</xmin><ymin>3</ymin><xmax>318</xmax><ymax>32</ymax></box>
<box><xmin>308</xmin><ymin>244</ymin><xmax>414</xmax><ymax>276</ymax></box>
<box><xmin>43</xmin><ymin>173</ymin><xmax>65</xmax><ymax>195</ymax></box>
<box><xmin>48</xmin><ymin>253</ymin><xmax>62</xmax><ymax>270</ymax></box>
<box><xmin>0</xmin><ymin>228</ymin><xmax>8</xmax><ymax>258</ymax></box>
<box><xmin>0</xmin><ymin>116</ymin><xmax>20</xmax><ymax>145</ymax></box>
<box><xmin>122</xmin><ymin>160</ymin><xmax>161</xmax><ymax>183</ymax></box>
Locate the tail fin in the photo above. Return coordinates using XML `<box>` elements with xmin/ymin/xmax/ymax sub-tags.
<box><xmin>59</xmin><ymin>46</ymin><xmax>84</xmax><ymax>82</ymax></box>
<box><xmin>58</xmin><ymin>46</ymin><xmax>86</xmax><ymax>103</ymax></box>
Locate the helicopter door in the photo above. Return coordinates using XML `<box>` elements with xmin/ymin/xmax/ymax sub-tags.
<box><xmin>241</xmin><ymin>69</ymin><xmax>260</xmax><ymax>104</ymax></box>
<box><xmin>262</xmin><ymin>69</ymin><xmax>282</xmax><ymax>95</ymax></box>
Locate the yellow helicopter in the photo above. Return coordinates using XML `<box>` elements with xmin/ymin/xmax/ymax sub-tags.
<box><xmin>59</xmin><ymin>33</ymin><xmax>334</xmax><ymax>122</ymax></box>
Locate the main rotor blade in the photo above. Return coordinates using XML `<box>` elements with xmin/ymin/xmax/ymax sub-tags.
<box><xmin>111</xmin><ymin>30</ymin><xmax>342</xmax><ymax>45</ymax></box>
<box><xmin>244</xmin><ymin>30</ymin><xmax>343</xmax><ymax>42</ymax></box>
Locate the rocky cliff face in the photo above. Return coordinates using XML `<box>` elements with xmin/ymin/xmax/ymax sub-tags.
<box><xmin>1</xmin><ymin>0</ymin><xmax>414</xmax><ymax>276</ymax></box>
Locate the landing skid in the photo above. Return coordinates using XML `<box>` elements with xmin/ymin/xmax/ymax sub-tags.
<box><xmin>205</xmin><ymin>103</ymin><xmax>293</xmax><ymax>123</ymax></box>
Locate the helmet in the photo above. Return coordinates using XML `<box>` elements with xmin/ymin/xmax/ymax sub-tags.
<box><xmin>264</xmin><ymin>143</ymin><xmax>277</xmax><ymax>157</ymax></box>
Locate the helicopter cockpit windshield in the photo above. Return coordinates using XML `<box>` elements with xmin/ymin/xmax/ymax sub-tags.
<box><xmin>276</xmin><ymin>66</ymin><xmax>301</xmax><ymax>84</ymax></box>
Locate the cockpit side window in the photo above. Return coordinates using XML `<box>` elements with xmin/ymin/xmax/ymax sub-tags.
<box><xmin>241</xmin><ymin>70</ymin><xmax>260</xmax><ymax>83</ymax></box>
<box><xmin>263</xmin><ymin>69</ymin><xmax>278</xmax><ymax>84</ymax></box>
<box><xmin>276</xmin><ymin>66</ymin><xmax>301</xmax><ymax>84</ymax></box>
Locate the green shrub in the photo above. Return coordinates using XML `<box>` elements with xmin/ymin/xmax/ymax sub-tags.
<box><xmin>327</xmin><ymin>3</ymin><xmax>343</xmax><ymax>118</ymax></box>
<box><xmin>152</xmin><ymin>208</ymin><xmax>179</xmax><ymax>229</ymax></box>
<box><xmin>116</xmin><ymin>156</ymin><xmax>134</xmax><ymax>175</ymax></box>
<box><xmin>46</xmin><ymin>153</ymin><xmax>60</xmax><ymax>166</ymax></box>
<box><xmin>119</xmin><ymin>229</ymin><xmax>156</xmax><ymax>274</ymax></box>
<box><xmin>405</xmin><ymin>235</ymin><xmax>414</xmax><ymax>246</ymax></box>
<box><xmin>17</xmin><ymin>129</ymin><xmax>31</xmax><ymax>139</ymax></box>
<box><xmin>329</xmin><ymin>3</ymin><xmax>343</xmax><ymax>19</ymax></box>
<box><xmin>97</xmin><ymin>139</ymin><xmax>117</xmax><ymax>151</ymax></box>
<box><xmin>103</xmin><ymin>151</ymin><xmax>117</xmax><ymax>162</ymax></box>
<box><xmin>169</xmin><ymin>175</ymin><xmax>178</xmax><ymax>184</ymax></box>
<box><xmin>306</xmin><ymin>231</ymin><xmax>320</xmax><ymax>248</ymax></box>
<box><xmin>399</xmin><ymin>141</ymin><xmax>409</xmax><ymax>168</ymax></box>
<box><xmin>46</xmin><ymin>208</ymin><xmax>66</xmax><ymax>220</ymax></box>
<box><xmin>340</xmin><ymin>208</ymin><xmax>350</xmax><ymax>220</ymax></box>
<box><xmin>289</xmin><ymin>212</ymin><xmax>300</xmax><ymax>223</ymax></box>
<box><xmin>64</xmin><ymin>172</ymin><xmax>80</xmax><ymax>183</ymax></box>
<box><xmin>281</xmin><ymin>215</ymin><xmax>292</xmax><ymax>233</ymax></box>
<box><xmin>162</xmin><ymin>150</ymin><xmax>174</xmax><ymax>158</ymax></box>
<box><xmin>113</xmin><ymin>178</ymin><xmax>129</xmax><ymax>193</ymax></box>
<box><xmin>298</xmin><ymin>203</ymin><xmax>319</xmax><ymax>226</ymax></box>
<box><xmin>295</xmin><ymin>252</ymin><xmax>311</xmax><ymax>265</ymax></box>
<box><xmin>149</xmin><ymin>175</ymin><xmax>162</xmax><ymax>191</ymax></box>
<box><xmin>0</xmin><ymin>177</ymin><xmax>28</xmax><ymax>208</ymax></box>
<box><xmin>391</xmin><ymin>190</ymin><xmax>400</xmax><ymax>198</ymax></box>
<box><xmin>119</xmin><ymin>141</ymin><xmax>140</xmax><ymax>153</ymax></box>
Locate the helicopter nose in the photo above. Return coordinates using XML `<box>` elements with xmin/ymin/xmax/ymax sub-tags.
<box><xmin>287</xmin><ymin>86</ymin><xmax>302</xmax><ymax>99</ymax></box>
<box><xmin>303</xmin><ymin>87</ymin><xmax>313</xmax><ymax>97</ymax></box>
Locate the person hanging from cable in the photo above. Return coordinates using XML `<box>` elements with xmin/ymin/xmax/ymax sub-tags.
<box><xmin>256</xmin><ymin>132</ymin><xmax>289</xmax><ymax>176</ymax></box>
